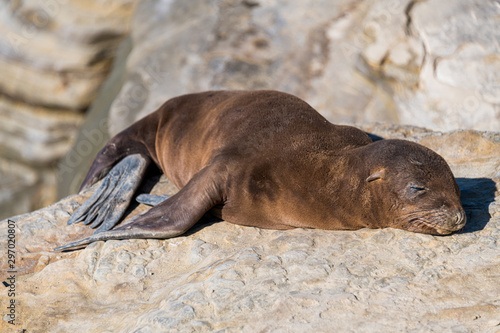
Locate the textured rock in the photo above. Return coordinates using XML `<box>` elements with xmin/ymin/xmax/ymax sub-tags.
<box><xmin>0</xmin><ymin>0</ymin><xmax>137</xmax><ymax>108</ymax></box>
<box><xmin>0</xmin><ymin>96</ymin><xmax>82</xmax><ymax>165</ymax></box>
<box><xmin>107</xmin><ymin>0</ymin><xmax>500</xmax><ymax>136</ymax></box>
<box><xmin>399</xmin><ymin>0</ymin><xmax>500</xmax><ymax>131</ymax></box>
<box><xmin>57</xmin><ymin>37</ymin><xmax>133</xmax><ymax>199</ymax></box>
<box><xmin>0</xmin><ymin>159</ymin><xmax>38</xmax><ymax>220</ymax></box>
<box><xmin>1</xmin><ymin>127</ymin><xmax>499</xmax><ymax>332</ymax></box>
<box><xmin>0</xmin><ymin>0</ymin><xmax>139</xmax><ymax>219</ymax></box>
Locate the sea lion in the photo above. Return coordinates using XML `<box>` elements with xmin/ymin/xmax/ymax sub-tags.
<box><xmin>55</xmin><ymin>90</ymin><xmax>466</xmax><ymax>251</ymax></box>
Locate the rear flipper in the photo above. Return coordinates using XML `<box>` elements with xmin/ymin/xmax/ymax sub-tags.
<box><xmin>67</xmin><ymin>154</ymin><xmax>151</xmax><ymax>234</ymax></box>
<box><xmin>55</xmin><ymin>163</ymin><xmax>224</xmax><ymax>251</ymax></box>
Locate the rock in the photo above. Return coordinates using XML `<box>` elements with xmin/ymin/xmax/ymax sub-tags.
<box><xmin>401</xmin><ymin>0</ymin><xmax>500</xmax><ymax>131</ymax></box>
<box><xmin>435</xmin><ymin>44</ymin><xmax>500</xmax><ymax>104</ymax></box>
<box><xmin>0</xmin><ymin>96</ymin><xmax>82</xmax><ymax>165</ymax></box>
<box><xmin>0</xmin><ymin>0</ymin><xmax>139</xmax><ymax>219</ymax></box>
<box><xmin>57</xmin><ymin>37</ymin><xmax>133</xmax><ymax>199</ymax></box>
<box><xmin>107</xmin><ymin>0</ymin><xmax>499</xmax><ymax>136</ymax></box>
<box><xmin>0</xmin><ymin>159</ymin><xmax>38</xmax><ymax>220</ymax></box>
<box><xmin>0</xmin><ymin>0</ymin><xmax>138</xmax><ymax>109</ymax></box>
<box><xmin>1</xmin><ymin>126</ymin><xmax>498</xmax><ymax>332</ymax></box>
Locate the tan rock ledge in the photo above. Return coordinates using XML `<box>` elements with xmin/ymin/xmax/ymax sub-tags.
<box><xmin>0</xmin><ymin>126</ymin><xmax>498</xmax><ymax>332</ymax></box>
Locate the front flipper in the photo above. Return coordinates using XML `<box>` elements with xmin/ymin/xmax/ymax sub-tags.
<box><xmin>55</xmin><ymin>206</ymin><xmax>183</xmax><ymax>251</ymax></box>
<box><xmin>67</xmin><ymin>154</ymin><xmax>151</xmax><ymax>234</ymax></box>
<box><xmin>136</xmin><ymin>194</ymin><xmax>171</xmax><ymax>206</ymax></box>
<box><xmin>55</xmin><ymin>163</ymin><xmax>225</xmax><ymax>251</ymax></box>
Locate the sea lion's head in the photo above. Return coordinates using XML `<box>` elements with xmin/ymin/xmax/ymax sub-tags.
<box><xmin>363</xmin><ymin>139</ymin><xmax>466</xmax><ymax>235</ymax></box>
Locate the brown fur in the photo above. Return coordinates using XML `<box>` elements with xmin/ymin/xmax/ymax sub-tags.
<box><xmin>82</xmin><ymin>90</ymin><xmax>466</xmax><ymax>235</ymax></box>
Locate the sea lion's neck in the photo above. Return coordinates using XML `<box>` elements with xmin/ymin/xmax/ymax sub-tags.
<box><xmin>319</xmin><ymin>145</ymin><xmax>387</xmax><ymax>229</ymax></box>
<box><xmin>123</xmin><ymin>112</ymin><xmax>162</xmax><ymax>165</ymax></box>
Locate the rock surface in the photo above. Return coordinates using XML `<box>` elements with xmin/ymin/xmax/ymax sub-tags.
<box><xmin>0</xmin><ymin>0</ymin><xmax>139</xmax><ymax>219</ymax></box>
<box><xmin>108</xmin><ymin>0</ymin><xmax>500</xmax><ymax>137</ymax></box>
<box><xmin>0</xmin><ymin>0</ymin><xmax>137</xmax><ymax>108</ymax></box>
<box><xmin>1</xmin><ymin>127</ymin><xmax>499</xmax><ymax>332</ymax></box>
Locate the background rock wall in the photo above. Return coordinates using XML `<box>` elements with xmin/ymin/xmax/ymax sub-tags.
<box><xmin>107</xmin><ymin>0</ymin><xmax>499</xmax><ymax>135</ymax></box>
<box><xmin>0</xmin><ymin>0</ymin><xmax>138</xmax><ymax>219</ymax></box>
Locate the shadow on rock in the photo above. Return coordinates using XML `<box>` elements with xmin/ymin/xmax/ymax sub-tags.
<box><xmin>366</xmin><ymin>132</ymin><xmax>384</xmax><ymax>142</ymax></box>
<box><xmin>456</xmin><ymin>177</ymin><xmax>497</xmax><ymax>233</ymax></box>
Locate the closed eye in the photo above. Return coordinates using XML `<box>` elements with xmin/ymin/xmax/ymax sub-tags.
<box><xmin>409</xmin><ymin>185</ymin><xmax>426</xmax><ymax>192</ymax></box>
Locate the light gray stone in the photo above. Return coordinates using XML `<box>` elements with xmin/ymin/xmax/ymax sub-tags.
<box><xmin>0</xmin><ymin>96</ymin><xmax>82</xmax><ymax>165</ymax></box>
<box><xmin>108</xmin><ymin>0</ymin><xmax>499</xmax><ymax>137</ymax></box>
<box><xmin>400</xmin><ymin>0</ymin><xmax>500</xmax><ymax>131</ymax></box>
<box><xmin>0</xmin><ymin>0</ymin><xmax>138</xmax><ymax>108</ymax></box>
<box><xmin>0</xmin><ymin>158</ymin><xmax>38</xmax><ymax>220</ymax></box>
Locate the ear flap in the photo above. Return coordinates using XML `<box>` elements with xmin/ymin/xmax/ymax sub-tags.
<box><xmin>409</xmin><ymin>158</ymin><xmax>423</xmax><ymax>166</ymax></box>
<box><xmin>366</xmin><ymin>169</ymin><xmax>386</xmax><ymax>182</ymax></box>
